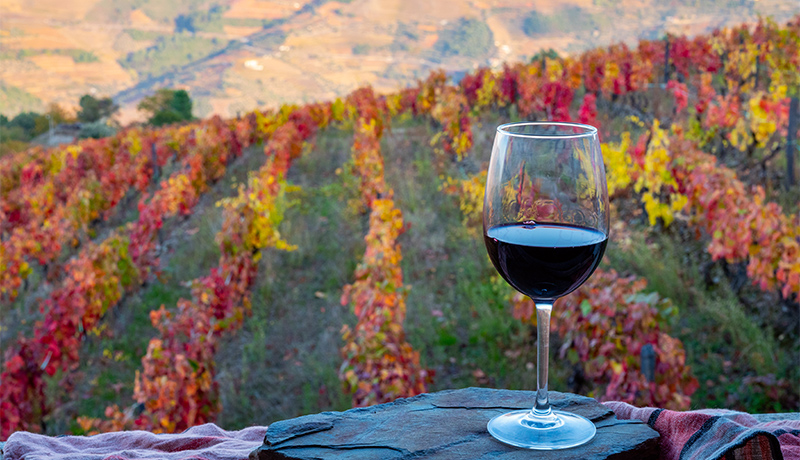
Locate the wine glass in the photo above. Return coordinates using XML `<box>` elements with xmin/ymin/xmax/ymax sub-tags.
<box><xmin>483</xmin><ymin>121</ymin><xmax>609</xmax><ymax>450</ymax></box>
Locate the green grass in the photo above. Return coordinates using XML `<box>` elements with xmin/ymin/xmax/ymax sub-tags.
<box><xmin>771</xmin><ymin>172</ymin><xmax>800</xmax><ymax>217</ymax></box>
<box><xmin>216</xmin><ymin>128</ymin><xmax>360</xmax><ymax>426</ymax></box>
<box><xmin>0</xmin><ymin>48</ymin><xmax>99</xmax><ymax>63</ymax></box>
<box><xmin>124</xmin><ymin>29</ymin><xmax>165</xmax><ymax>41</ymax></box>
<box><xmin>121</xmin><ymin>33</ymin><xmax>228</xmax><ymax>78</ymax></box>
<box><xmin>222</xmin><ymin>18</ymin><xmax>269</xmax><ymax>28</ymax></box>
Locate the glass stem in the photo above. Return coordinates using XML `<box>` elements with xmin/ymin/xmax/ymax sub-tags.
<box><xmin>534</xmin><ymin>302</ymin><xmax>553</xmax><ymax>417</ymax></box>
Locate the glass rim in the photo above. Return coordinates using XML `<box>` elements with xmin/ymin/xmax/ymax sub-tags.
<box><xmin>497</xmin><ymin>121</ymin><xmax>598</xmax><ymax>139</ymax></box>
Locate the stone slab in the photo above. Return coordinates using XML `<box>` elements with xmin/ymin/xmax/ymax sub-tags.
<box><xmin>250</xmin><ymin>387</ymin><xmax>659</xmax><ymax>459</ymax></box>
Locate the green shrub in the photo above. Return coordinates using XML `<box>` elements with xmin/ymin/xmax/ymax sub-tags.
<box><xmin>0</xmin><ymin>48</ymin><xmax>98</xmax><ymax>63</ymax></box>
<box><xmin>125</xmin><ymin>29</ymin><xmax>165</xmax><ymax>41</ymax></box>
<box><xmin>70</xmin><ymin>50</ymin><xmax>100</xmax><ymax>63</ymax></box>
<box><xmin>78</xmin><ymin>121</ymin><xmax>117</xmax><ymax>139</ymax></box>
<box><xmin>222</xmin><ymin>17</ymin><xmax>269</xmax><ymax>28</ymax></box>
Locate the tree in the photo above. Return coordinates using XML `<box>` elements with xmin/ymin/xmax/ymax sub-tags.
<box><xmin>77</xmin><ymin>94</ymin><xmax>119</xmax><ymax>123</ymax></box>
<box><xmin>531</xmin><ymin>48</ymin><xmax>559</xmax><ymax>62</ymax></box>
<box><xmin>138</xmin><ymin>89</ymin><xmax>194</xmax><ymax>126</ymax></box>
<box><xmin>170</xmin><ymin>90</ymin><xmax>193</xmax><ymax>120</ymax></box>
<box><xmin>174</xmin><ymin>14</ymin><xmax>195</xmax><ymax>33</ymax></box>
<box><xmin>33</xmin><ymin>103</ymin><xmax>73</xmax><ymax>136</ymax></box>
<box><xmin>8</xmin><ymin>112</ymin><xmax>39</xmax><ymax>135</ymax></box>
<box><xmin>2</xmin><ymin>112</ymin><xmax>37</xmax><ymax>149</ymax></box>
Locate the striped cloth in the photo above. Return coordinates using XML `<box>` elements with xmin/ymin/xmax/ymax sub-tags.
<box><xmin>0</xmin><ymin>424</ymin><xmax>266</xmax><ymax>460</ymax></box>
<box><xmin>2</xmin><ymin>409</ymin><xmax>799</xmax><ymax>459</ymax></box>
<box><xmin>605</xmin><ymin>401</ymin><xmax>800</xmax><ymax>460</ymax></box>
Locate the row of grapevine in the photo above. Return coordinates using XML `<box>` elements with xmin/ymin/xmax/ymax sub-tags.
<box><xmin>514</xmin><ymin>271</ymin><xmax>698</xmax><ymax>410</ymax></box>
<box><xmin>75</xmin><ymin>90</ymin><xmax>429</xmax><ymax>429</ymax></box>
<box><xmin>88</xmin><ymin>117</ymin><xmax>314</xmax><ymax>433</ymax></box>
<box><xmin>0</xmin><ymin>114</ymin><xmax>263</xmax><ymax>439</ymax></box>
<box><xmin>0</xmin><ymin>113</ymin><xmax>263</xmax><ymax>305</ymax></box>
<box><xmin>0</xmin><ymin>129</ymin><xmax>163</xmax><ymax>302</ymax></box>
<box><xmin>435</xmin><ymin>75</ymin><xmax>796</xmax><ymax>407</ymax></box>
<box><xmin>427</xmin><ymin>16</ymin><xmax>799</xmax><ymax>166</ymax></box>
<box><xmin>603</xmin><ymin>122</ymin><xmax>800</xmax><ymax>299</ymax></box>
<box><xmin>338</xmin><ymin>88</ymin><xmax>431</xmax><ymax>407</ymax></box>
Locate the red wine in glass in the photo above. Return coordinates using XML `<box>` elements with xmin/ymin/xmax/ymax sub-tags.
<box><xmin>484</xmin><ymin>222</ymin><xmax>607</xmax><ymax>300</ymax></box>
<box><xmin>482</xmin><ymin>121</ymin><xmax>609</xmax><ymax>450</ymax></box>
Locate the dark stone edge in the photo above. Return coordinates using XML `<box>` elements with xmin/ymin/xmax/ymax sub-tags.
<box><xmin>605</xmin><ymin>430</ymin><xmax>660</xmax><ymax>460</ymax></box>
<box><xmin>251</xmin><ymin>389</ymin><xmax>656</xmax><ymax>459</ymax></box>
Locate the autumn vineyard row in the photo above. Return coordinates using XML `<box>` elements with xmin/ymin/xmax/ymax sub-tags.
<box><xmin>2</xmin><ymin>16</ymin><xmax>799</xmax><ymax>439</ymax></box>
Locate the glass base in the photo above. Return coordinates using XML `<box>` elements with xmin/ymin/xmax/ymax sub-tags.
<box><xmin>487</xmin><ymin>409</ymin><xmax>596</xmax><ymax>450</ymax></box>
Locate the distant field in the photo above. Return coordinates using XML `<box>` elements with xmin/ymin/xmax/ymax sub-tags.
<box><xmin>2</xmin><ymin>0</ymin><xmax>99</xmax><ymax>20</ymax></box>
<box><xmin>120</xmin><ymin>33</ymin><xmax>228</xmax><ymax>78</ymax></box>
<box><xmin>224</xmin><ymin>0</ymin><xmax>310</xmax><ymax>20</ymax></box>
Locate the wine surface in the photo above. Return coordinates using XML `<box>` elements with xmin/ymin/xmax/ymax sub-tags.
<box><xmin>484</xmin><ymin>222</ymin><xmax>607</xmax><ymax>300</ymax></box>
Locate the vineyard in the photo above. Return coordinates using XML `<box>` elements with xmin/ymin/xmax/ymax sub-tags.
<box><xmin>1</xmin><ymin>16</ymin><xmax>799</xmax><ymax>439</ymax></box>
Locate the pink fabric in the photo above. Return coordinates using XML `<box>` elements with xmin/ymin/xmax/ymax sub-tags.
<box><xmin>2</xmin><ymin>423</ymin><xmax>266</xmax><ymax>460</ymax></box>
<box><xmin>605</xmin><ymin>401</ymin><xmax>800</xmax><ymax>460</ymax></box>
